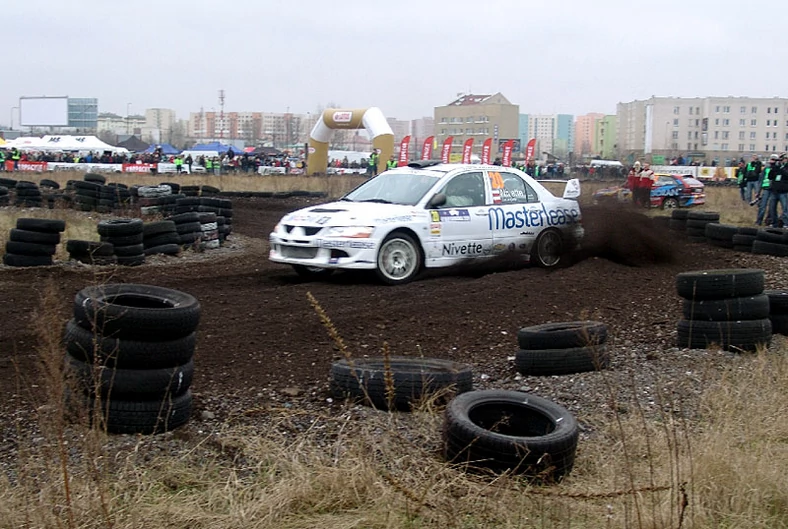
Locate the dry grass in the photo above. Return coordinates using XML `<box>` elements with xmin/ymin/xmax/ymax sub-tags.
<box><xmin>0</xmin><ymin>288</ymin><xmax>787</xmax><ymax>528</ymax></box>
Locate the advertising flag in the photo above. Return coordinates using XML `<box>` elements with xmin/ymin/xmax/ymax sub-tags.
<box><xmin>441</xmin><ymin>136</ymin><xmax>454</xmax><ymax>163</ymax></box>
<box><xmin>461</xmin><ymin>138</ymin><xmax>474</xmax><ymax>164</ymax></box>
<box><xmin>421</xmin><ymin>136</ymin><xmax>435</xmax><ymax>160</ymax></box>
<box><xmin>501</xmin><ymin>139</ymin><xmax>515</xmax><ymax>167</ymax></box>
<box><xmin>480</xmin><ymin>138</ymin><xmax>493</xmax><ymax>164</ymax></box>
<box><xmin>525</xmin><ymin>137</ymin><xmax>536</xmax><ymax>162</ymax></box>
<box><xmin>398</xmin><ymin>135</ymin><xmax>411</xmax><ymax>166</ymax></box>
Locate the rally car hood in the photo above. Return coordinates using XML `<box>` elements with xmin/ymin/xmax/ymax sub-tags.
<box><xmin>279</xmin><ymin>200</ymin><xmax>424</xmax><ymax>227</ymax></box>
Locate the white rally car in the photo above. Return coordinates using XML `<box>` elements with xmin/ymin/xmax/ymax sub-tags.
<box><xmin>269</xmin><ymin>161</ymin><xmax>582</xmax><ymax>285</ymax></box>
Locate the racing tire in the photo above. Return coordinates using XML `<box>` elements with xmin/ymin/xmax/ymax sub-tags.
<box><xmin>3</xmin><ymin>253</ymin><xmax>53</xmax><ymax>267</ymax></box>
<box><xmin>66</xmin><ymin>354</ymin><xmax>193</xmax><ymax>400</ymax></box>
<box><xmin>676</xmin><ymin>269</ymin><xmax>765</xmax><ymax>300</ymax></box>
<box><xmin>531</xmin><ymin>228</ymin><xmax>564</xmax><ymax>268</ymax></box>
<box><xmin>682</xmin><ymin>294</ymin><xmax>770</xmax><ymax>321</ymax></box>
<box><xmin>517</xmin><ymin>321</ymin><xmax>607</xmax><ymax>349</ymax></box>
<box><xmin>375</xmin><ymin>231</ymin><xmax>422</xmax><ymax>285</ymax></box>
<box><xmin>515</xmin><ymin>345</ymin><xmax>610</xmax><ymax>376</ymax></box>
<box><xmin>330</xmin><ymin>357</ymin><xmax>473</xmax><ymax>411</ymax></box>
<box><xmin>752</xmin><ymin>240</ymin><xmax>788</xmax><ymax>257</ymax></box>
<box><xmin>443</xmin><ymin>390</ymin><xmax>579</xmax><ymax>480</ymax></box>
<box><xmin>97</xmin><ymin>218</ymin><xmax>144</xmax><ymax>237</ymax></box>
<box><xmin>4</xmin><ymin>241</ymin><xmax>57</xmax><ymax>256</ymax></box>
<box><xmin>676</xmin><ymin>318</ymin><xmax>771</xmax><ymax>352</ymax></box>
<box><xmin>9</xmin><ymin>228</ymin><xmax>60</xmax><ymax>245</ymax></box>
<box><xmin>73</xmin><ymin>284</ymin><xmax>201</xmax><ymax>341</ymax></box>
<box><xmin>661</xmin><ymin>197</ymin><xmax>679</xmax><ymax>209</ymax></box>
<box><xmin>16</xmin><ymin>218</ymin><xmax>66</xmax><ymax>233</ymax></box>
<box><xmin>292</xmin><ymin>265</ymin><xmax>335</xmax><ymax>279</ymax></box>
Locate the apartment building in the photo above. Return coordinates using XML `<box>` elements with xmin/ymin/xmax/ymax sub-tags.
<box><xmin>574</xmin><ymin>113</ymin><xmax>605</xmax><ymax>158</ymax></box>
<box><xmin>188</xmin><ymin>111</ymin><xmax>321</xmax><ymax>148</ymax></box>
<box><xmin>434</xmin><ymin>93</ymin><xmax>519</xmax><ymax>158</ymax></box>
<box><xmin>617</xmin><ymin>96</ymin><xmax>788</xmax><ymax>163</ymax></box>
<box><xmin>594</xmin><ymin>115</ymin><xmax>618</xmax><ymax>160</ymax></box>
<box><xmin>521</xmin><ymin>114</ymin><xmax>574</xmax><ymax>159</ymax></box>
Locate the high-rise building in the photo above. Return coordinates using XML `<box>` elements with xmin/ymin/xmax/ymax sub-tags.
<box><xmin>142</xmin><ymin>108</ymin><xmax>177</xmax><ymax>144</ymax></box>
<box><xmin>594</xmin><ymin>115</ymin><xmax>618</xmax><ymax>160</ymax></box>
<box><xmin>434</xmin><ymin>93</ymin><xmax>519</xmax><ymax>160</ymax></box>
<box><xmin>67</xmin><ymin>98</ymin><xmax>98</xmax><ymax>130</ymax></box>
<box><xmin>574</xmin><ymin>113</ymin><xmax>605</xmax><ymax>158</ymax></box>
<box><xmin>188</xmin><ymin>111</ymin><xmax>320</xmax><ymax>148</ymax></box>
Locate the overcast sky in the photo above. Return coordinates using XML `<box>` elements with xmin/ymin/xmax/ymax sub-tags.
<box><xmin>2</xmin><ymin>0</ymin><xmax>780</xmax><ymax>126</ymax></box>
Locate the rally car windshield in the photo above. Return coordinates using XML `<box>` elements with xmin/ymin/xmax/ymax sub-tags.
<box><xmin>343</xmin><ymin>172</ymin><xmax>442</xmax><ymax>206</ymax></box>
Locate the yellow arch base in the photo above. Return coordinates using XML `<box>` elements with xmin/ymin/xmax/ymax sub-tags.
<box><xmin>307</xmin><ymin>107</ymin><xmax>394</xmax><ymax>175</ymax></box>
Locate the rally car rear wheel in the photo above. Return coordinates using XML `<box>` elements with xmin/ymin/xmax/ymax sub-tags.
<box><xmin>662</xmin><ymin>197</ymin><xmax>679</xmax><ymax>209</ymax></box>
<box><xmin>376</xmin><ymin>232</ymin><xmax>422</xmax><ymax>285</ymax></box>
<box><xmin>531</xmin><ymin>229</ymin><xmax>563</xmax><ymax>268</ymax></box>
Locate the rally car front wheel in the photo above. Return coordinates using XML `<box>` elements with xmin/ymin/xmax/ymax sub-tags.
<box><xmin>375</xmin><ymin>232</ymin><xmax>422</xmax><ymax>285</ymax></box>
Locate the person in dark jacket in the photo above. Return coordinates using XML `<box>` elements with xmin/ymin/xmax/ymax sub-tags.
<box><xmin>743</xmin><ymin>154</ymin><xmax>763</xmax><ymax>203</ymax></box>
<box><xmin>768</xmin><ymin>153</ymin><xmax>788</xmax><ymax>228</ymax></box>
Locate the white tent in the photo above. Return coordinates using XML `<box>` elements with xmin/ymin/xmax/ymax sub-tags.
<box><xmin>3</xmin><ymin>135</ymin><xmax>128</xmax><ymax>154</ymax></box>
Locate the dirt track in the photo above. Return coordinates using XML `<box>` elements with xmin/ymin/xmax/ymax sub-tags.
<box><xmin>0</xmin><ymin>198</ymin><xmax>783</xmax><ymax>429</ymax></box>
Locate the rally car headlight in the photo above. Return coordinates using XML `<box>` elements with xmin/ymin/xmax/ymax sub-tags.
<box><xmin>323</xmin><ymin>226</ymin><xmax>374</xmax><ymax>238</ymax></box>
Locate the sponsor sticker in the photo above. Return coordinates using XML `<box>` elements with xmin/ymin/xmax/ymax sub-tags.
<box><xmin>430</xmin><ymin>223</ymin><xmax>441</xmax><ymax>236</ymax></box>
<box><xmin>491</xmin><ymin>189</ymin><xmax>502</xmax><ymax>204</ymax></box>
<box><xmin>438</xmin><ymin>209</ymin><xmax>471</xmax><ymax>221</ymax></box>
<box><xmin>316</xmin><ymin>239</ymin><xmax>376</xmax><ymax>249</ymax></box>
<box><xmin>430</xmin><ymin>210</ymin><xmax>441</xmax><ymax>223</ymax></box>
<box><xmin>332</xmin><ymin>111</ymin><xmax>352</xmax><ymax>123</ymax></box>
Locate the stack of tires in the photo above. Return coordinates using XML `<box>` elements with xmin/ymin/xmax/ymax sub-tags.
<box><xmin>668</xmin><ymin>209</ymin><xmax>689</xmax><ymax>233</ymax></box>
<box><xmin>704</xmin><ymin>223</ymin><xmax>738</xmax><ymax>250</ymax></box>
<box><xmin>0</xmin><ymin>177</ymin><xmax>16</xmax><ymax>190</ymax></box>
<box><xmin>0</xmin><ymin>186</ymin><xmax>8</xmax><ymax>207</ymax></box>
<box><xmin>64</xmin><ymin>284</ymin><xmax>199</xmax><ymax>435</ymax></box>
<box><xmin>14</xmin><ymin>181</ymin><xmax>43</xmax><ymax>208</ymax></box>
<box><xmin>73</xmin><ymin>180</ymin><xmax>102</xmax><ymax>212</ymax></box>
<box><xmin>515</xmin><ymin>321</ymin><xmax>610</xmax><ymax>376</ymax></box>
<box><xmin>732</xmin><ymin>227</ymin><xmax>758</xmax><ymax>253</ymax></box>
<box><xmin>180</xmin><ymin>185</ymin><xmax>201</xmax><ymax>197</ymax></box>
<box><xmin>442</xmin><ymin>389</ymin><xmax>579</xmax><ymax>481</ymax></box>
<box><xmin>330</xmin><ymin>356</ymin><xmax>473</xmax><ymax>411</ymax></box>
<box><xmin>160</xmin><ymin>182</ymin><xmax>181</xmax><ymax>195</ymax></box>
<box><xmin>752</xmin><ymin>228</ymin><xmax>788</xmax><ymax>257</ymax></box>
<box><xmin>166</xmin><ymin>212</ymin><xmax>203</xmax><ymax>248</ymax></box>
<box><xmin>98</xmin><ymin>218</ymin><xmax>146</xmax><ymax>267</ymax></box>
<box><xmin>66</xmin><ymin>240</ymin><xmax>116</xmax><ymax>265</ymax></box>
<box><xmin>685</xmin><ymin>211</ymin><xmax>720</xmax><ymax>243</ymax></box>
<box><xmin>200</xmin><ymin>185</ymin><xmax>221</xmax><ymax>197</ymax></box>
<box><xmin>174</xmin><ymin>196</ymin><xmax>201</xmax><ymax>214</ymax></box>
<box><xmin>676</xmin><ymin>269</ymin><xmax>772</xmax><ymax>351</ymax></box>
<box><xmin>39</xmin><ymin>179</ymin><xmax>63</xmax><ymax>209</ymax></box>
<box><xmin>198</xmin><ymin>212</ymin><xmax>220</xmax><ymax>250</ymax></box>
<box><xmin>3</xmin><ymin>218</ymin><xmax>65</xmax><ymax>267</ymax></box>
<box><xmin>197</xmin><ymin>197</ymin><xmax>233</xmax><ymax>243</ymax></box>
<box><xmin>765</xmin><ymin>289</ymin><xmax>788</xmax><ymax>335</ymax></box>
<box><xmin>137</xmin><ymin>185</ymin><xmax>175</xmax><ymax>216</ymax></box>
<box><xmin>96</xmin><ymin>183</ymin><xmax>132</xmax><ymax>212</ymax></box>
<box><xmin>143</xmin><ymin>220</ymin><xmax>180</xmax><ymax>257</ymax></box>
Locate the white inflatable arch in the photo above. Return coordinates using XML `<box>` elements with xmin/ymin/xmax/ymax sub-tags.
<box><xmin>307</xmin><ymin>107</ymin><xmax>394</xmax><ymax>175</ymax></box>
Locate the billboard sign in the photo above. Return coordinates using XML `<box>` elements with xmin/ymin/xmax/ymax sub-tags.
<box><xmin>20</xmin><ymin>96</ymin><xmax>69</xmax><ymax>127</ymax></box>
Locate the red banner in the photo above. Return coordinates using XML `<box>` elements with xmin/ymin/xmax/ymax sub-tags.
<box><xmin>421</xmin><ymin>136</ymin><xmax>434</xmax><ymax>160</ymax></box>
<box><xmin>501</xmin><ymin>139</ymin><xmax>515</xmax><ymax>167</ymax></box>
<box><xmin>525</xmin><ymin>138</ymin><xmax>536</xmax><ymax>162</ymax></box>
<box><xmin>480</xmin><ymin>138</ymin><xmax>493</xmax><ymax>164</ymax></box>
<box><xmin>398</xmin><ymin>135</ymin><xmax>411</xmax><ymax>167</ymax></box>
<box><xmin>122</xmin><ymin>163</ymin><xmax>157</xmax><ymax>173</ymax></box>
<box><xmin>461</xmin><ymin>138</ymin><xmax>474</xmax><ymax>164</ymax></box>
<box><xmin>440</xmin><ymin>137</ymin><xmax>453</xmax><ymax>164</ymax></box>
<box><xmin>5</xmin><ymin>161</ymin><xmax>48</xmax><ymax>172</ymax></box>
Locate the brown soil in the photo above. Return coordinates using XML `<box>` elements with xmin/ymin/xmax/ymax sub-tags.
<box><xmin>0</xmin><ymin>199</ymin><xmax>775</xmax><ymax>426</ymax></box>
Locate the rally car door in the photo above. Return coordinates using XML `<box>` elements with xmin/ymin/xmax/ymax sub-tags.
<box><xmin>486</xmin><ymin>169</ymin><xmax>542</xmax><ymax>254</ymax></box>
<box><xmin>424</xmin><ymin>170</ymin><xmax>493</xmax><ymax>264</ymax></box>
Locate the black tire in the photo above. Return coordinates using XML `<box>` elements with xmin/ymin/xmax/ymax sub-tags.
<box><xmin>116</xmin><ymin>254</ymin><xmax>145</xmax><ymax>267</ymax></box>
<box><xmin>765</xmin><ymin>290</ymin><xmax>788</xmax><ymax>313</ymax></box>
<box><xmin>668</xmin><ymin>219</ymin><xmax>687</xmax><ymax>231</ymax></box>
<box><xmin>176</xmin><ymin>197</ymin><xmax>201</xmax><ymax>206</ymax></box>
<box><xmin>732</xmin><ymin>234</ymin><xmax>756</xmax><ymax>246</ymax></box>
<box><xmin>66</xmin><ymin>240</ymin><xmax>114</xmax><ymax>256</ymax></box>
<box><xmin>73</xmin><ymin>255</ymin><xmax>118</xmax><ymax>266</ymax></box>
<box><xmin>676</xmin><ymin>269</ymin><xmax>765</xmax><ymax>300</ymax></box>
<box><xmin>737</xmin><ymin>226</ymin><xmax>759</xmax><ymax>236</ymax></box>
<box><xmin>66</xmin><ymin>354</ymin><xmax>193</xmax><ymax>400</ymax></box>
<box><xmin>374</xmin><ymin>232</ymin><xmax>423</xmax><ymax>285</ymax></box>
<box><xmin>199</xmin><ymin>197</ymin><xmax>223</xmax><ymax>207</ymax></box>
<box><xmin>676</xmin><ymin>318</ymin><xmax>771</xmax><ymax>352</ymax></box>
<box><xmin>515</xmin><ymin>346</ymin><xmax>610</xmax><ymax>376</ymax></box>
<box><xmin>3</xmin><ymin>253</ymin><xmax>52</xmax><ymax>267</ymax></box>
<box><xmin>218</xmin><ymin>208</ymin><xmax>233</xmax><ymax>218</ymax></box>
<box><xmin>15</xmin><ymin>180</ymin><xmax>38</xmax><ymax>189</ymax></box>
<box><xmin>517</xmin><ymin>321</ymin><xmax>607</xmax><ymax>349</ymax></box>
<box><xmin>330</xmin><ymin>357</ymin><xmax>473</xmax><ymax>411</ymax></box>
<box><xmin>167</xmin><ymin>212</ymin><xmax>201</xmax><ymax>224</ymax></box>
<box><xmin>144</xmin><ymin>244</ymin><xmax>180</xmax><ymax>256</ymax></box>
<box><xmin>15</xmin><ymin>217</ymin><xmax>66</xmax><ymax>233</ymax></box>
<box><xmin>707</xmin><ymin>238</ymin><xmax>735</xmax><ymax>249</ymax></box>
<box><xmin>175</xmin><ymin>221</ymin><xmax>202</xmax><ymax>235</ymax></box>
<box><xmin>682</xmin><ymin>294</ymin><xmax>770</xmax><ymax>321</ymax></box>
<box><xmin>73</xmin><ymin>284</ymin><xmax>201</xmax><ymax>341</ymax></box>
<box><xmin>770</xmin><ymin>313</ymin><xmax>788</xmax><ymax>335</ymax></box>
<box><xmin>686</xmin><ymin>226</ymin><xmax>706</xmax><ymax>237</ymax></box>
<box><xmin>705</xmin><ymin>223</ymin><xmax>738</xmax><ymax>241</ymax></box>
<box><xmin>77</xmin><ymin>389</ymin><xmax>193</xmax><ymax>435</ymax></box>
<box><xmin>39</xmin><ymin>179</ymin><xmax>60</xmax><ymax>189</ymax></box>
<box><xmin>179</xmin><ymin>232</ymin><xmax>202</xmax><ymax>245</ymax></box>
<box><xmin>686</xmin><ymin>219</ymin><xmax>713</xmax><ymax>230</ymax></box>
<box><xmin>83</xmin><ymin>173</ymin><xmax>106</xmax><ymax>184</ymax></box>
<box><xmin>196</xmin><ymin>212</ymin><xmax>217</xmax><ymax>223</ymax></box>
<box><xmin>74</xmin><ymin>180</ymin><xmax>102</xmax><ymax>192</ymax></box>
<box><xmin>443</xmin><ymin>390</ymin><xmax>579</xmax><ymax>480</ymax></box>
<box><xmin>143</xmin><ymin>221</ymin><xmax>177</xmax><ymax>238</ymax></box>
<box><xmin>144</xmin><ymin>232</ymin><xmax>180</xmax><ymax>249</ymax></box>
<box><xmin>671</xmin><ymin>209</ymin><xmax>690</xmax><ymax>220</ymax></box>
<box><xmin>4</xmin><ymin>241</ymin><xmax>57</xmax><ymax>256</ymax></box>
<box><xmin>101</xmin><ymin>233</ymin><xmax>144</xmax><ymax>246</ymax></box>
<box><xmin>9</xmin><ymin>228</ymin><xmax>60</xmax><ymax>245</ymax></box>
<box><xmin>755</xmin><ymin>228</ymin><xmax>786</xmax><ymax>244</ymax></box>
<box><xmin>0</xmin><ymin>177</ymin><xmax>18</xmax><ymax>188</ymax></box>
<box><xmin>752</xmin><ymin>240</ymin><xmax>788</xmax><ymax>257</ymax></box>
<box><xmin>200</xmin><ymin>185</ymin><xmax>221</xmax><ymax>194</ymax></box>
<box><xmin>687</xmin><ymin>211</ymin><xmax>720</xmax><ymax>221</ymax></box>
<box><xmin>159</xmin><ymin>182</ymin><xmax>181</xmax><ymax>194</ymax></box>
<box><xmin>97</xmin><ymin>218</ymin><xmax>144</xmax><ymax>237</ymax></box>
<box><xmin>112</xmin><ymin>243</ymin><xmax>145</xmax><ymax>257</ymax></box>
<box><xmin>531</xmin><ymin>228</ymin><xmax>564</xmax><ymax>268</ymax></box>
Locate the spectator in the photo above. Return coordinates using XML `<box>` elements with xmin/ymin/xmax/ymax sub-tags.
<box><xmin>637</xmin><ymin>163</ymin><xmax>655</xmax><ymax>208</ymax></box>
<box><xmin>736</xmin><ymin>160</ymin><xmax>747</xmax><ymax>201</ymax></box>
<box><xmin>756</xmin><ymin>154</ymin><xmax>778</xmax><ymax>226</ymax></box>
<box><xmin>743</xmin><ymin>154</ymin><xmax>763</xmax><ymax>202</ymax></box>
<box><xmin>768</xmin><ymin>153</ymin><xmax>788</xmax><ymax>228</ymax></box>
<box><xmin>386</xmin><ymin>155</ymin><xmax>397</xmax><ymax>170</ymax></box>
<box><xmin>185</xmin><ymin>154</ymin><xmax>193</xmax><ymax>173</ymax></box>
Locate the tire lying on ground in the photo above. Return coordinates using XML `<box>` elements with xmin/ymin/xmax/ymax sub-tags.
<box><xmin>443</xmin><ymin>389</ymin><xmax>579</xmax><ymax>481</ymax></box>
<box><xmin>517</xmin><ymin>321</ymin><xmax>607</xmax><ymax>349</ymax></box>
<box><xmin>73</xmin><ymin>283</ymin><xmax>201</xmax><ymax>341</ymax></box>
<box><xmin>330</xmin><ymin>357</ymin><xmax>473</xmax><ymax>411</ymax></box>
<box><xmin>515</xmin><ymin>321</ymin><xmax>610</xmax><ymax>376</ymax></box>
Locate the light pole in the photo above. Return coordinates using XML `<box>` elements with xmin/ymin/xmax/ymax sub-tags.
<box><xmin>10</xmin><ymin>106</ymin><xmax>18</xmax><ymax>130</ymax></box>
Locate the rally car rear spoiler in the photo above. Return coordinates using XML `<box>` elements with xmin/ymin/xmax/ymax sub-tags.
<box><xmin>536</xmin><ymin>178</ymin><xmax>581</xmax><ymax>200</ymax></box>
